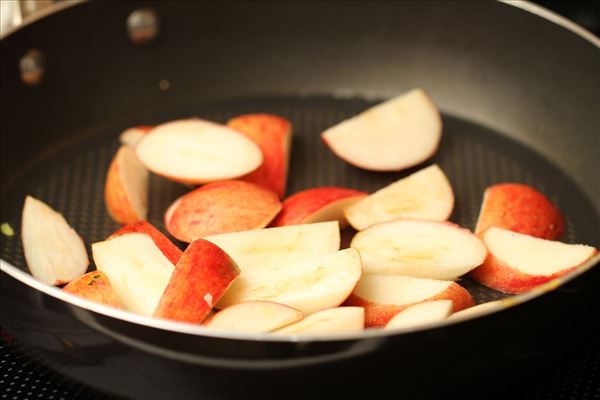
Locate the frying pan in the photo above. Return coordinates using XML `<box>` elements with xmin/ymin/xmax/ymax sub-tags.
<box><xmin>1</xmin><ymin>1</ymin><xmax>599</xmax><ymax>398</ymax></box>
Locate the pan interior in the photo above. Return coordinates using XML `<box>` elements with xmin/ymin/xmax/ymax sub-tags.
<box><xmin>1</xmin><ymin>95</ymin><xmax>598</xmax><ymax>310</ymax></box>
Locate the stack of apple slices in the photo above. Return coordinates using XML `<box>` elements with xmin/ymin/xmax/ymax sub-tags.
<box><xmin>17</xmin><ymin>92</ymin><xmax>600</xmax><ymax>338</ymax></box>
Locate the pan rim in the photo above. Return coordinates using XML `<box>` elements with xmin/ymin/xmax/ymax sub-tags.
<box><xmin>1</xmin><ymin>0</ymin><xmax>599</xmax><ymax>345</ymax></box>
<box><xmin>2</xmin><ymin>255</ymin><xmax>599</xmax><ymax>343</ymax></box>
<box><xmin>1</xmin><ymin>0</ymin><xmax>599</xmax><ymax>49</ymax></box>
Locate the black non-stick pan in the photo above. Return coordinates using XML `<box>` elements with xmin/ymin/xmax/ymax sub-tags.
<box><xmin>1</xmin><ymin>1</ymin><xmax>599</xmax><ymax>399</ymax></box>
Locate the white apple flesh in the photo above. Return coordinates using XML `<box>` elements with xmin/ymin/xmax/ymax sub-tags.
<box><xmin>322</xmin><ymin>88</ymin><xmax>442</xmax><ymax>171</ymax></box>
<box><xmin>204</xmin><ymin>301</ymin><xmax>303</xmax><ymax>333</ymax></box>
<box><xmin>274</xmin><ymin>307</ymin><xmax>365</xmax><ymax>335</ymax></box>
<box><xmin>384</xmin><ymin>300</ymin><xmax>453</xmax><ymax>330</ymax></box>
<box><xmin>351</xmin><ymin>219</ymin><xmax>487</xmax><ymax>280</ymax></box>
<box><xmin>344</xmin><ymin>164</ymin><xmax>454</xmax><ymax>231</ymax></box>
<box><xmin>217</xmin><ymin>248</ymin><xmax>362</xmax><ymax>315</ymax></box>
<box><xmin>92</xmin><ymin>232</ymin><xmax>175</xmax><ymax>317</ymax></box>
<box><xmin>21</xmin><ymin>196</ymin><xmax>89</xmax><ymax>286</ymax></box>
<box><xmin>135</xmin><ymin>119</ymin><xmax>263</xmax><ymax>184</ymax></box>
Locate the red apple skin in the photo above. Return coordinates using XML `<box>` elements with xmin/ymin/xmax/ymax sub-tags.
<box><xmin>62</xmin><ymin>271</ymin><xmax>123</xmax><ymax>308</ymax></box>
<box><xmin>153</xmin><ymin>239</ymin><xmax>240</xmax><ymax>323</ymax></box>
<box><xmin>470</xmin><ymin>249</ymin><xmax>597</xmax><ymax>294</ymax></box>
<box><xmin>165</xmin><ymin>180</ymin><xmax>282</xmax><ymax>242</ymax></box>
<box><xmin>228</xmin><ymin>114</ymin><xmax>292</xmax><ymax>198</ymax></box>
<box><xmin>271</xmin><ymin>187</ymin><xmax>368</xmax><ymax>227</ymax></box>
<box><xmin>345</xmin><ymin>282</ymin><xmax>474</xmax><ymax>328</ymax></box>
<box><xmin>475</xmin><ymin>183</ymin><xmax>564</xmax><ymax>240</ymax></box>
<box><xmin>104</xmin><ymin>146</ymin><xmax>147</xmax><ymax>225</ymax></box>
<box><xmin>109</xmin><ymin>221</ymin><xmax>182</xmax><ymax>266</ymax></box>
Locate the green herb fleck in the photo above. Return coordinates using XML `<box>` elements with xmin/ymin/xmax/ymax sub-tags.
<box><xmin>1</xmin><ymin>223</ymin><xmax>14</xmax><ymax>237</ymax></box>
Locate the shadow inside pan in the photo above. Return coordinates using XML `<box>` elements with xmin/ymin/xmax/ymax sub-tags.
<box><xmin>1</xmin><ymin>95</ymin><xmax>598</xmax><ymax>308</ymax></box>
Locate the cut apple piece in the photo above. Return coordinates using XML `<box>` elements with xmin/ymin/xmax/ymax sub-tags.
<box><xmin>218</xmin><ymin>248</ymin><xmax>362</xmax><ymax>315</ymax></box>
<box><xmin>274</xmin><ymin>307</ymin><xmax>364</xmax><ymax>335</ymax></box>
<box><xmin>384</xmin><ymin>300</ymin><xmax>453</xmax><ymax>330</ymax></box>
<box><xmin>351</xmin><ymin>219</ymin><xmax>487</xmax><ymax>280</ymax></box>
<box><xmin>119</xmin><ymin>125</ymin><xmax>153</xmax><ymax>148</ymax></box>
<box><xmin>109</xmin><ymin>221</ymin><xmax>182</xmax><ymax>266</ymax></box>
<box><xmin>227</xmin><ymin>114</ymin><xmax>292</xmax><ymax>198</ymax></box>
<box><xmin>345</xmin><ymin>274</ymin><xmax>473</xmax><ymax>327</ymax></box>
<box><xmin>92</xmin><ymin>233</ymin><xmax>175</xmax><ymax>317</ymax></box>
<box><xmin>21</xmin><ymin>196</ymin><xmax>89</xmax><ymax>286</ymax></box>
<box><xmin>135</xmin><ymin>119</ymin><xmax>263</xmax><ymax>185</ymax></box>
<box><xmin>154</xmin><ymin>239</ymin><xmax>240</xmax><ymax>323</ymax></box>
<box><xmin>204</xmin><ymin>221</ymin><xmax>340</xmax><ymax>277</ymax></box>
<box><xmin>204</xmin><ymin>301</ymin><xmax>303</xmax><ymax>333</ymax></box>
<box><xmin>62</xmin><ymin>271</ymin><xmax>123</xmax><ymax>308</ymax></box>
<box><xmin>104</xmin><ymin>145</ymin><xmax>149</xmax><ymax>224</ymax></box>
<box><xmin>271</xmin><ymin>187</ymin><xmax>367</xmax><ymax>228</ymax></box>
<box><xmin>165</xmin><ymin>180</ymin><xmax>282</xmax><ymax>242</ymax></box>
<box><xmin>470</xmin><ymin>226</ymin><xmax>597</xmax><ymax>294</ymax></box>
<box><xmin>475</xmin><ymin>183</ymin><xmax>564</xmax><ymax>240</ymax></box>
<box><xmin>448</xmin><ymin>300</ymin><xmax>504</xmax><ymax>321</ymax></box>
<box><xmin>344</xmin><ymin>164</ymin><xmax>453</xmax><ymax>230</ymax></box>
<box><xmin>322</xmin><ymin>88</ymin><xmax>442</xmax><ymax>171</ymax></box>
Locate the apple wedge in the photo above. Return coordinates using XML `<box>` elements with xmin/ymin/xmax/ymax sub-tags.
<box><xmin>274</xmin><ymin>307</ymin><xmax>364</xmax><ymax>335</ymax></box>
<box><xmin>203</xmin><ymin>221</ymin><xmax>340</xmax><ymax>276</ymax></box>
<box><xmin>345</xmin><ymin>274</ymin><xmax>474</xmax><ymax>327</ymax></box>
<box><xmin>351</xmin><ymin>219</ymin><xmax>487</xmax><ymax>280</ymax></box>
<box><xmin>217</xmin><ymin>248</ymin><xmax>362</xmax><ymax>315</ymax></box>
<box><xmin>448</xmin><ymin>300</ymin><xmax>504</xmax><ymax>321</ymax></box>
<box><xmin>271</xmin><ymin>187</ymin><xmax>367</xmax><ymax>228</ymax></box>
<box><xmin>227</xmin><ymin>114</ymin><xmax>292</xmax><ymax>198</ymax></box>
<box><xmin>322</xmin><ymin>88</ymin><xmax>442</xmax><ymax>171</ymax></box>
<box><xmin>344</xmin><ymin>164</ymin><xmax>453</xmax><ymax>230</ymax></box>
<box><xmin>384</xmin><ymin>300</ymin><xmax>453</xmax><ymax>330</ymax></box>
<box><xmin>135</xmin><ymin>119</ymin><xmax>263</xmax><ymax>185</ymax></box>
<box><xmin>154</xmin><ymin>238</ymin><xmax>240</xmax><ymax>323</ymax></box>
<box><xmin>204</xmin><ymin>301</ymin><xmax>303</xmax><ymax>333</ymax></box>
<box><xmin>470</xmin><ymin>226</ymin><xmax>597</xmax><ymax>294</ymax></box>
<box><xmin>104</xmin><ymin>145</ymin><xmax>149</xmax><ymax>224</ymax></box>
<box><xmin>92</xmin><ymin>233</ymin><xmax>175</xmax><ymax>316</ymax></box>
<box><xmin>475</xmin><ymin>183</ymin><xmax>564</xmax><ymax>240</ymax></box>
<box><xmin>119</xmin><ymin>125</ymin><xmax>153</xmax><ymax>148</ymax></box>
<box><xmin>21</xmin><ymin>196</ymin><xmax>89</xmax><ymax>286</ymax></box>
<box><xmin>62</xmin><ymin>271</ymin><xmax>123</xmax><ymax>308</ymax></box>
<box><xmin>109</xmin><ymin>221</ymin><xmax>182</xmax><ymax>265</ymax></box>
<box><xmin>165</xmin><ymin>180</ymin><xmax>282</xmax><ymax>242</ymax></box>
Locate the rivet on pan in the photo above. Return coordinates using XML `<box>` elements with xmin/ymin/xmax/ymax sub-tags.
<box><xmin>127</xmin><ymin>8</ymin><xmax>159</xmax><ymax>45</ymax></box>
<box><xmin>19</xmin><ymin>49</ymin><xmax>45</xmax><ymax>86</ymax></box>
<box><xmin>159</xmin><ymin>79</ymin><xmax>170</xmax><ymax>91</ymax></box>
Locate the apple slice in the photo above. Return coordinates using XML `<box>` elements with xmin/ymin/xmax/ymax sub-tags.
<box><xmin>448</xmin><ymin>300</ymin><xmax>504</xmax><ymax>321</ymax></box>
<box><xmin>344</xmin><ymin>164</ymin><xmax>453</xmax><ymax>231</ymax></box>
<box><xmin>274</xmin><ymin>307</ymin><xmax>364</xmax><ymax>335</ymax></box>
<box><xmin>217</xmin><ymin>248</ymin><xmax>362</xmax><ymax>315</ymax></box>
<box><xmin>21</xmin><ymin>196</ymin><xmax>89</xmax><ymax>286</ymax></box>
<box><xmin>351</xmin><ymin>219</ymin><xmax>487</xmax><ymax>280</ymax></box>
<box><xmin>384</xmin><ymin>300</ymin><xmax>453</xmax><ymax>330</ymax></box>
<box><xmin>345</xmin><ymin>274</ymin><xmax>474</xmax><ymax>327</ymax></box>
<box><xmin>322</xmin><ymin>88</ymin><xmax>442</xmax><ymax>171</ymax></box>
<box><xmin>165</xmin><ymin>180</ymin><xmax>282</xmax><ymax>242</ymax></box>
<box><xmin>92</xmin><ymin>233</ymin><xmax>175</xmax><ymax>317</ymax></box>
<box><xmin>119</xmin><ymin>125</ymin><xmax>153</xmax><ymax>148</ymax></box>
<box><xmin>135</xmin><ymin>119</ymin><xmax>263</xmax><ymax>185</ymax></box>
<box><xmin>475</xmin><ymin>183</ymin><xmax>564</xmax><ymax>240</ymax></box>
<box><xmin>154</xmin><ymin>238</ymin><xmax>240</xmax><ymax>323</ymax></box>
<box><xmin>204</xmin><ymin>301</ymin><xmax>303</xmax><ymax>333</ymax></box>
<box><xmin>271</xmin><ymin>187</ymin><xmax>367</xmax><ymax>228</ymax></box>
<box><xmin>204</xmin><ymin>221</ymin><xmax>340</xmax><ymax>276</ymax></box>
<box><xmin>109</xmin><ymin>221</ymin><xmax>182</xmax><ymax>265</ymax></box>
<box><xmin>227</xmin><ymin>114</ymin><xmax>292</xmax><ymax>198</ymax></box>
<box><xmin>104</xmin><ymin>145</ymin><xmax>149</xmax><ymax>224</ymax></box>
<box><xmin>470</xmin><ymin>226</ymin><xmax>597</xmax><ymax>294</ymax></box>
<box><xmin>62</xmin><ymin>271</ymin><xmax>123</xmax><ymax>308</ymax></box>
